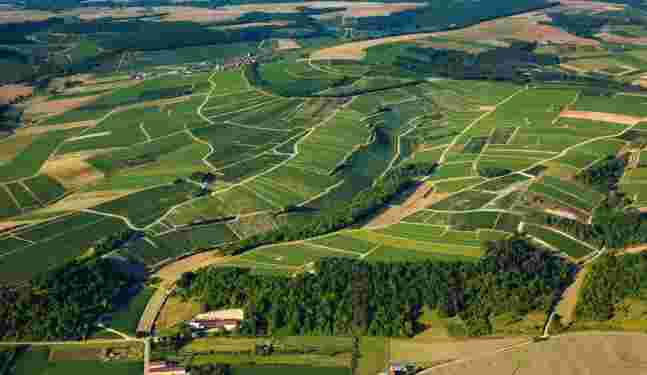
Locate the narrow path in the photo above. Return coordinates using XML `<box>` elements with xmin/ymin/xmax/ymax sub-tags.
<box><xmin>139</xmin><ymin>122</ymin><xmax>153</xmax><ymax>142</ymax></box>
<box><xmin>439</xmin><ymin>86</ymin><xmax>528</xmax><ymax>164</ymax></box>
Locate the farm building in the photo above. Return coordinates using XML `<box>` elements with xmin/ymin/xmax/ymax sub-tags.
<box><xmin>188</xmin><ymin>308</ymin><xmax>244</xmax><ymax>333</ymax></box>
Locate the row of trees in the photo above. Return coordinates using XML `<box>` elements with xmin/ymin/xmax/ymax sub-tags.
<box><xmin>180</xmin><ymin>235</ymin><xmax>571</xmax><ymax>337</ymax></box>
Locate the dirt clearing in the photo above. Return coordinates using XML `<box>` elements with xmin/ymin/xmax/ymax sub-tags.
<box><xmin>275</xmin><ymin>38</ymin><xmax>301</xmax><ymax>50</ymax></box>
<box><xmin>25</xmin><ymin>94</ymin><xmax>102</xmax><ymax>118</ymax></box>
<box><xmin>420</xmin><ymin>332</ymin><xmax>647</xmax><ymax>375</ymax></box>
<box><xmin>559</xmin><ymin>110</ymin><xmax>643</xmax><ymax>125</ymax></box>
<box><xmin>0</xmin><ymin>84</ymin><xmax>33</xmax><ymax>105</ymax></box>
<box><xmin>365</xmin><ymin>183</ymin><xmax>446</xmax><ymax>229</ymax></box>
<box><xmin>555</xmin><ymin>266</ymin><xmax>590</xmax><ymax>325</ymax></box>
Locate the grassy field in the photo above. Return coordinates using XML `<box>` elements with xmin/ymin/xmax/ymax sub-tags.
<box><xmin>0</xmin><ymin>213</ymin><xmax>127</xmax><ymax>283</ymax></box>
<box><xmin>0</xmin><ymin>129</ymin><xmax>80</xmax><ymax>183</ymax></box>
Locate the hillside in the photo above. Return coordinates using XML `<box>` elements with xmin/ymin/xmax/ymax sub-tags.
<box><xmin>2</xmin><ymin>0</ymin><xmax>647</xmax><ymax>374</ymax></box>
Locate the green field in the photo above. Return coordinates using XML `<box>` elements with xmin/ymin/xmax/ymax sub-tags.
<box><xmin>0</xmin><ymin>129</ymin><xmax>80</xmax><ymax>183</ymax></box>
<box><xmin>525</xmin><ymin>223</ymin><xmax>595</xmax><ymax>258</ymax></box>
<box><xmin>0</xmin><ymin>213</ymin><xmax>127</xmax><ymax>283</ymax></box>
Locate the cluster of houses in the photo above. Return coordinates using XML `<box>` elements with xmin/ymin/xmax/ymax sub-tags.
<box><xmin>215</xmin><ymin>54</ymin><xmax>257</xmax><ymax>71</ymax></box>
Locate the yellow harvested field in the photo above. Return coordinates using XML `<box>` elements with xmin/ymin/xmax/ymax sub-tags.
<box><xmin>38</xmin><ymin>190</ymin><xmax>129</xmax><ymax>212</ymax></box>
<box><xmin>0</xmin><ymin>9</ymin><xmax>56</xmax><ymax>22</ymax></box>
<box><xmin>16</xmin><ymin>120</ymin><xmax>96</xmax><ymax>136</ymax></box>
<box><xmin>311</xmin><ymin>33</ymin><xmax>437</xmax><ymax>60</ymax></box>
<box><xmin>0</xmin><ymin>84</ymin><xmax>33</xmax><ymax>105</ymax></box>
<box><xmin>420</xmin><ymin>332</ymin><xmax>647</xmax><ymax>375</ymax></box>
<box><xmin>559</xmin><ymin>110</ymin><xmax>643</xmax><ymax>125</ymax></box>
<box><xmin>41</xmin><ymin>153</ymin><xmax>105</xmax><ymax>189</ymax></box>
<box><xmin>391</xmin><ymin>337</ymin><xmax>529</xmax><ymax>366</ymax></box>
<box><xmin>155</xmin><ymin>295</ymin><xmax>202</xmax><ymax>330</ymax></box>
<box><xmin>155</xmin><ymin>251</ymin><xmax>231</xmax><ymax>285</ymax></box>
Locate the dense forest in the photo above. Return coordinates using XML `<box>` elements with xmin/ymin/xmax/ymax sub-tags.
<box><xmin>576</xmin><ymin>253</ymin><xmax>647</xmax><ymax>320</ymax></box>
<box><xmin>0</xmin><ymin>257</ymin><xmax>136</xmax><ymax>340</ymax></box>
<box><xmin>180</xmin><ymin>235</ymin><xmax>572</xmax><ymax>337</ymax></box>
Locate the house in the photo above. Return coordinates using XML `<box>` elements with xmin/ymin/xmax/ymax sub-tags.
<box><xmin>148</xmin><ymin>361</ymin><xmax>187</xmax><ymax>375</ymax></box>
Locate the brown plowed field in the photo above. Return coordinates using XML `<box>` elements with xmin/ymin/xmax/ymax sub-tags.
<box><xmin>559</xmin><ymin>110</ymin><xmax>643</xmax><ymax>125</ymax></box>
<box><xmin>25</xmin><ymin>94</ymin><xmax>102</xmax><ymax>117</ymax></box>
<box><xmin>0</xmin><ymin>84</ymin><xmax>33</xmax><ymax>105</ymax></box>
<box><xmin>420</xmin><ymin>332</ymin><xmax>647</xmax><ymax>375</ymax></box>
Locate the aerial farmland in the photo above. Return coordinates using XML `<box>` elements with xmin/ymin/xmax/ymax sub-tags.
<box><xmin>2</xmin><ymin>0</ymin><xmax>647</xmax><ymax>374</ymax></box>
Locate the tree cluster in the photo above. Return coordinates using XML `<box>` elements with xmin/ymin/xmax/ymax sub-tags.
<box><xmin>532</xmin><ymin>194</ymin><xmax>647</xmax><ymax>250</ymax></box>
<box><xmin>0</xmin><ymin>258</ymin><xmax>134</xmax><ymax>340</ymax></box>
<box><xmin>181</xmin><ymin>235</ymin><xmax>571</xmax><ymax>337</ymax></box>
<box><xmin>576</xmin><ymin>156</ymin><xmax>626</xmax><ymax>193</ymax></box>
<box><xmin>576</xmin><ymin>253</ymin><xmax>647</xmax><ymax>320</ymax></box>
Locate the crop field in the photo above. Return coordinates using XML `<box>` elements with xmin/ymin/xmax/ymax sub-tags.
<box><xmin>92</xmin><ymin>182</ymin><xmax>198</xmax><ymax>228</ymax></box>
<box><xmin>0</xmin><ymin>212</ymin><xmax>127</xmax><ymax>283</ymax></box>
<box><xmin>289</xmin><ymin>109</ymin><xmax>370</xmax><ymax>173</ymax></box>
<box><xmin>525</xmin><ymin>223</ymin><xmax>595</xmax><ymax>258</ymax></box>
<box><xmin>239</xmin><ymin>242</ymin><xmax>361</xmax><ymax>269</ymax></box>
<box><xmin>478</xmin><ymin>88</ymin><xmax>578</xmax><ymax>131</ymax></box>
<box><xmin>0</xmin><ymin>128</ymin><xmax>81</xmax><ymax>183</ymax></box>
<box><xmin>574</xmin><ymin>93</ymin><xmax>647</xmax><ymax>117</ymax></box>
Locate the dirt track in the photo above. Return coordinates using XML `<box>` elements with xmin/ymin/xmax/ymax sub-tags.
<box><xmin>364</xmin><ymin>182</ymin><xmax>445</xmax><ymax>229</ymax></box>
<box><xmin>559</xmin><ymin>110</ymin><xmax>644</xmax><ymax>125</ymax></box>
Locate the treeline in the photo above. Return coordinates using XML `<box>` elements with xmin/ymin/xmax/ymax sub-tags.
<box><xmin>576</xmin><ymin>253</ymin><xmax>647</xmax><ymax>320</ymax></box>
<box><xmin>0</xmin><ymin>257</ymin><xmax>136</xmax><ymax>340</ymax></box>
<box><xmin>576</xmin><ymin>156</ymin><xmax>626</xmax><ymax>193</ymax></box>
<box><xmin>180</xmin><ymin>235</ymin><xmax>571</xmax><ymax>337</ymax></box>
<box><xmin>366</xmin><ymin>41</ymin><xmax>561</xmax><ymax>83</ymax></box>
<box><xmin>216</xmin><ymin>162</ymin><xmax>437</xmax><ymax>257</ymax></box>
<box><xmin>529</xmin><ymin>194</ymin><xmax>647</xmax><ymax>250</ymax></box>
